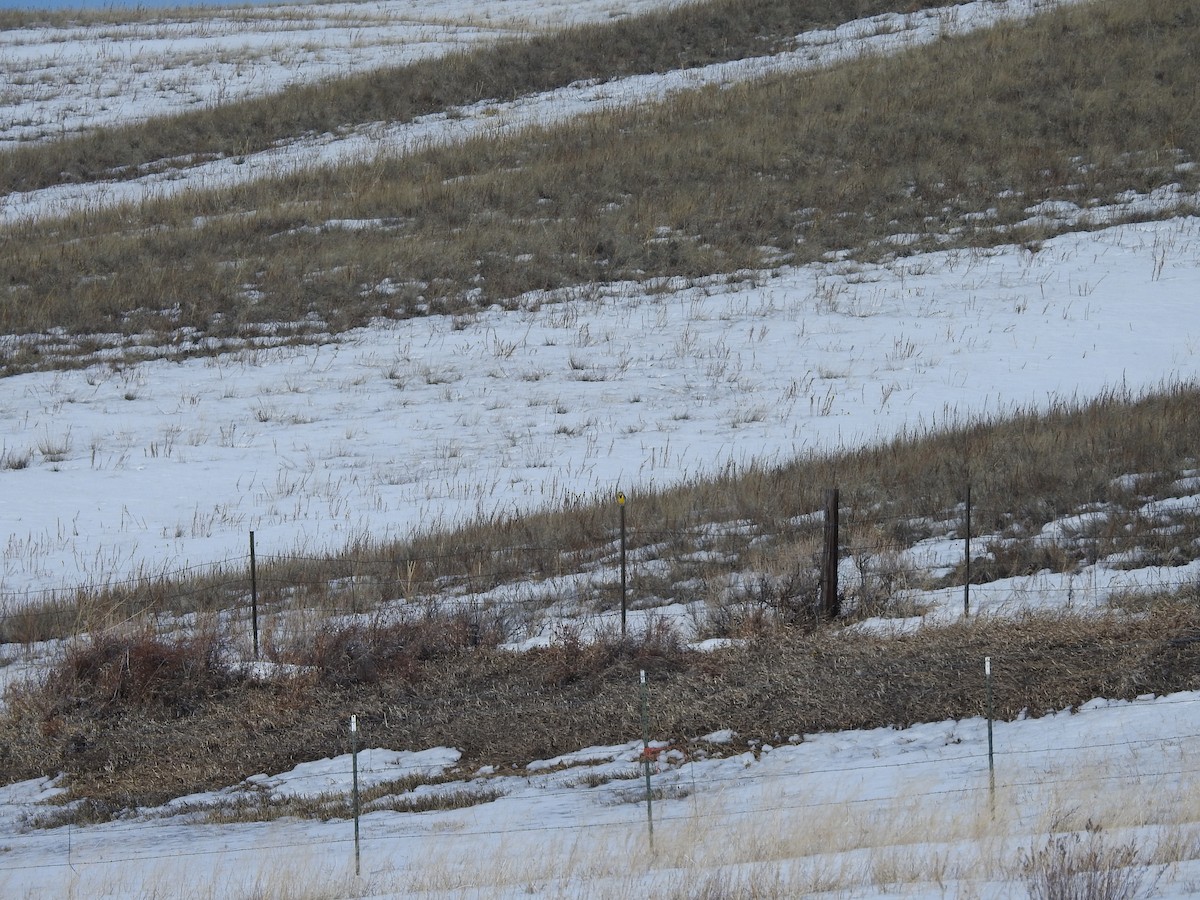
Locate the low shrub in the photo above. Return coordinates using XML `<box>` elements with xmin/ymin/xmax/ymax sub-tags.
<box><xmin>32</xmin><ymin>628</ymin><xmax>231</xmax><ymax>717</ymax></box>
<box><xmin>288</xmin><ymin>607</ymin><xmax>509</xmax><ymax>686</ymax></box>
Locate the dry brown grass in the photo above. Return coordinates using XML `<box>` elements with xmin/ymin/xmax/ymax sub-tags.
<box><xmin>0</xmin><ymin>567</ymin><xmax>247</xmax><ymax>646</ymax></box>
<box><xmin>3</xmin><ymin>382</ymin><xmax>1198</xmax><ymax>650</ymax></box>
<box><xmin>0</xmin><ymin>0</ymin><xmax>1196</xmax><ymax>367</ymax></box>
<box><xmin>287</xmin><ymin>384</ymin><xmax>1200</xmax><ymax>625</ymax></box>
<box><xmin>0</xmin><ymin>0</ymin><xmax>962</xmax><ymax>194</ymax></box>
<box><xmin>4</xmin><ymin>602</ymin><xmax>1200</xmax><ymax>821</ymax></box>
<box><xmin>277</xmin><ymin>607</ymin><xmax>510</xmax><ymax>686</ymax></box>
<box><xmin>146</xmin><ymin>776</ymin><xmax>506</xmax><ymax>826</ymax></box>
<box><xmin>8</xmin><ymin>626</ymin><xmax>232</xmax><ymax>726</ymax></box>
<box><xmin>1021</xmin><ymin>831</ymin><xmax>1159</xmax><ymax>900</ymax></box>
<box><xmin>0</xmin><ymin>6</ymin><xmax>171</xmax><ymax>29</ymax></box>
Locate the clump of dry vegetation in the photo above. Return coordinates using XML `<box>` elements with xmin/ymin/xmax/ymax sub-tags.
<box><xmin>285</xmin><ymin>608</ymin><xmax>510</xmax><ymax>686</ymax></box>
<box><xmin>1021</xmin><ymin>830</ymin><xmax>1159</xmax><ymax>900</ymax></box>
<box><xmin>39</xmin><ymin>628</ymin><xmax>230</xmax><ymax>714</ymax></box>
<box><xmin>4</xmin><ymin>601</ymin><xmax>1200</xmax><ymax>822</ymax></box>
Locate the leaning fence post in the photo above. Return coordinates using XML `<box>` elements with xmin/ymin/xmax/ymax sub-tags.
<box><xmin>822</xmin><ymin>488</ymin><xmax>840</xmax><ymax>618</ymax></box>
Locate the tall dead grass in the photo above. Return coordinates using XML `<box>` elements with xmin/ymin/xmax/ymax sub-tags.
<box><xmin>8</xmin><ymin>776</ymin><xmax>1194</xmax><ymax>897</ymax></box>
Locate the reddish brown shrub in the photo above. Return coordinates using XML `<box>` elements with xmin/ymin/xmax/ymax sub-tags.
<box><xmin>37</xmin><ymin>629</ymin><xmax>230</xmax><ymax>717</ymax></box>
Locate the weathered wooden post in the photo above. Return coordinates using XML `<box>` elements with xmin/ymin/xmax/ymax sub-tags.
<box><xmin>250</xmin><ymin>531</ymin><xmax>259</xmax><ymax>658</ymax></box>
<box><xmin>822</xmin><ymin>488</ymin><xmax>840</xmax><ymax>618</ymax></box>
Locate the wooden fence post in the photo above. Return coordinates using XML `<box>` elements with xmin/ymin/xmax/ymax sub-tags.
<box><xmin>822</xmin><ymin>488</ymin><xmax>840</xmax><ymax>618</ymax></box>
<box><xmin>250</xmin><ymin>531</ymin><xmax>259</xmax><ymax>658</ymax></box>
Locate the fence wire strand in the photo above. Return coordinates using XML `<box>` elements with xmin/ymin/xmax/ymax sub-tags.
<box><xmin>2</xmin><ymin>720</ymin><xmax>1199</xmax><ymax>872</ymax></box>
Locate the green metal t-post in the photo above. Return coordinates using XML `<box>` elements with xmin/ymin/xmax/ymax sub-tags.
<box><xmin>985</xmin><ymin>657</ymin><xmax>995</xmax><ymax>807</ymax></box>
<box><xmin>640</xmin><ymin>669</ymin><xmax>654</xmax><ymax>851</ymax></box>
<box><xmin>351</xmin><ymin>715</ymin><xmax>361</xmax><ymax>876</ymax></box>
<box><xmin>618</xmin><ymin>492</ymin><xmax>627</xmax><ymax>639</ymax></box>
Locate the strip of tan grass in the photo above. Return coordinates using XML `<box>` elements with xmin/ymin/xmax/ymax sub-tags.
<box><xmin>3</xmin><ymin>383</ymin><xmax>1198</xmax><ymax>647</ymax></box>
<box><xmin>1</xmin><ymin>0</ymin><xmax>1196</xmax><ymax>368</ymax></box>
<box><xmin>0</xmin><ymin>0</ymin><xmax>963</xmax><ymax>193</ymax></box>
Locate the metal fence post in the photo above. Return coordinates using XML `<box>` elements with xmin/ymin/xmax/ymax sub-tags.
<box><xmin>963</xmin><ymin>485</ymin><xmax>971</xmax><ymax>618</ymax></box>
<box><xmin>618</xmin><ymin>491</ymin><xmax>627</xmax><ymax>639</ymax></box>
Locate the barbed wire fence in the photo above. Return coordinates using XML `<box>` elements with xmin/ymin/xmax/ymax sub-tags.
<box><xmin>0</xmin><ymin>481</ymin><xmax>1199</xmax><ymax>886</ymax></box>
<box><xmin>0</xmin><ymin>679</ymin><xmax>1197</xmax><ymax>879</ymax></box>
<box><xmin>1</xmin><ymin>484</ymin><xmax>1199</xmax><ymax>651</ymax></box>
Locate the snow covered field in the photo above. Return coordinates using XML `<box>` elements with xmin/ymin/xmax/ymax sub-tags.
<box><xmin>2</xmin><ymin>692</ymin><xmax>1200</xmax><ymax>896</ymax></box>
<box><xmin>2</xmin><ymin>0</ymin><xmax>1200</xmax><ymax>895</ymax></box>
<box><xmin>0</xmin><ymin>0</ymin><xmax>680</xmax><ymax>146</ymax></box>
<box><xmin>0</xmin><ymin>0</ymin><xmax>1088</xmax><ymax>225</ymax></box>
<box><xmin>2</xmin><ymin>215</ymin><xmax>1197</xmax><ymax>604</ymax></box>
